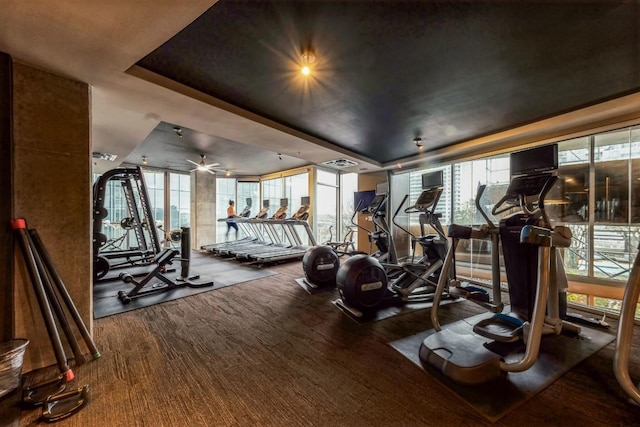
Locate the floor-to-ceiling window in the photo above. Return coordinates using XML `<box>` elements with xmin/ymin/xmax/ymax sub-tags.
<box><xmin>553</xmin><ymin>137</ymin><xmax>590</xmax><ymax>279</ymax></box>
<box><xmin>216</xmin><ymin>177</ymin><xmax>237</xmax><ymax>241</ymax></box>
<box><xmin>169</xmin><ymin>173</ymin><xmax>190</xmax><ymax>230</ymax></box>
<box><xmin>390</xmin><ymin>124</ymin><xmax>640</xmax><ymax>317</ymax></box>
<box><xmin>450</xmin><ymin>156</ymin><xmax>510</xmax><ymax>283</ymax></box>
<box><xmin>260</xmin><ymin>170</ymin><xmax>311</xmax><ymax>244</ymax></box>
<box><xmin>143</xmin><ymin>170</ymin><xmax>165</xmax><ymax>245</ymax></box>
<box><xmin>316</xmin><ymin>169</ymin><xmax>338</xmax><ymax>245</ymax></box>
<box><xmin>262</xmin><ymin>177</ymin><xmax>283</xmax><ymax>216</ymax></box>
<box><xmin>339</xmin><ymin>173</ymin><xmax>358</xmax><ymax>249</ymax></box>
<box><xmin>237</xmin><ymin>181</ymin><xmax>259</xmax><ymax>218</ymax></box>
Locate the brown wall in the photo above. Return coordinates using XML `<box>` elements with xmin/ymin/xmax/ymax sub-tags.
<box><xmin>11</xmin><ymin>60</ymin><xmax>91</xmax><ymax>371</ymax></box>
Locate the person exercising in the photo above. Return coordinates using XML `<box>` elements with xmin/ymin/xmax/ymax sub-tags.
<box><xmin>226</xmin><ymin>200</ymin><xmax>239</xmax><ymax>240</ymax></box>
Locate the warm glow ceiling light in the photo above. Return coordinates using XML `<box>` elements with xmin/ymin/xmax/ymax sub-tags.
<box><xmin>413</xmin><ymin>137</ymin><xmax>423</xmax><ymax>148</ymax></box>
<box><xmin>300</xmin><ymin>50</ymin><xmax>316</xmax><ymax>76</ymax></box>
<box><xmin>142</xmin><ymin>155</ymin><xmax>148</xmax><ymax>165</ymax></box>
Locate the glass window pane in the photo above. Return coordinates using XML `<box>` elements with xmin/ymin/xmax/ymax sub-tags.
<box><xmin>285</xmin><ymin>172</ymin><xmax>309</xmax><ymax>212</ymax></box>
<box><xmin>594</xmin><ymin>129</ymin><xmax>630</xmax><ymax>224</ymax></box>
<box><xmin>216</xmin><ymin>178</ymin><xmax>236</xmax><ymax>241</ymax></box>
<box><xmin>316</xmin><ymin>184</ymin><xmax>337</xmax><ymax>244</ymax></box>
<box><xmin>169</xmin><ymin>173</ymin><xmax>190</xmax><ymax>229</ymax></box>
<box><xmin>551</xmin><ymin>136</ymin><xmax>592</xmax><ymax>279</ymax></box>
<box><xmin>237</xmin><ymin>181</ymin><xmax>259</xmax><ymax>217</ymax></box>
<box><xmin>262</xmin><ymin>178</ymin><xmax>283</xmax><ymax>215</ymax></box>
<box><xmin>593</xmin><ymin>225</ymin><xmax>634</xmax><ymax>281</ymax></box>
<box><xmin>340</xmin><ymin>173</ymin><xmax>359</xmax><ymax>249</ymax></box>
<box><xmin>143</xmin><ymin>171</ymin><xmax>165</xmax><ymax>225</ymax></box>
<box><xmin>317</xmin><ymin>169</ymin><xmax>337</xmax><ymax>186</ymax></box>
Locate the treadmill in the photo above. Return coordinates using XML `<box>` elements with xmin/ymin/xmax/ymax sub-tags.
<box><xmin>249</xmin><ymin>197</ymin><xmax>317</xmax><ymax>264</ymax></box>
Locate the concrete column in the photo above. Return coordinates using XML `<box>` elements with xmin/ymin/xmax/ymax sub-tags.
<box><xmin>190</xmin><ymin>170</ymin><xmax>217</xmax><ymax>249</ymax></box>
<box><xmin>12</xmin><ymin>61</ymin><xmax>91</xmax><ymax>371</ymax></box>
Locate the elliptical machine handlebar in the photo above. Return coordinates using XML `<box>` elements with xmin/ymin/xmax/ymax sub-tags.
<box><xmin>391</xmin><ymin>194</ymin><xmax>414</xmax><ymax>239</ymax></box>
<box><xmin>475</xmin><ymin>184</ymin><xmax>495</xmax><ymax>229</ymax></box>
<box><xmin>490</xmin><ymin>174</ymin><xmax>557</xmax><ymax>229</ymax></box>
<box><xmin>351</xmin><ymin>198</ymin><xmax>374</xmax><ymax>235</ymax></box>
<box><xmin>491</xmin><ymin>193</ymin><xmax>521</xmax><ymax>216</ymax></box>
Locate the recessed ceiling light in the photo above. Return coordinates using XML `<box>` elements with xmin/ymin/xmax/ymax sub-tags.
<box><xmin>300</xmin><ymin>49</ymin><xmax>316</xmax><ymax>76</ymax></box>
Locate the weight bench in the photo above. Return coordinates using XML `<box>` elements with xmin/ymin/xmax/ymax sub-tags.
<box><xmin>117</xmin><ymin>248</ymin><xmax>213</xmax><ymax>304</ymax></box>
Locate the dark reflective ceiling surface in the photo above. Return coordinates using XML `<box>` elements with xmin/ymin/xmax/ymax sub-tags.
<box><xmin>137</xmin><ymin>1</ymin><xmax>640</xmax><ymax>165</ymax></box>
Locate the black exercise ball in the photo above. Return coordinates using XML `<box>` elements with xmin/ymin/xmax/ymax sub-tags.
<box><xmin>336</xmin><ymin>254</ymin><xmax>388</xmax><ymax>311</ymax></box>
<box><xmin>302</xmin><ymin>246</ymin><xmax>340</xmax><ymax>288</ymax></box>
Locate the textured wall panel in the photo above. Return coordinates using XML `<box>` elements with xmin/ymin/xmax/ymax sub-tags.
<box><xmin>12</xmin><ymin>61</ymin><xmax>91</xmax><ymax>371</ymax></box>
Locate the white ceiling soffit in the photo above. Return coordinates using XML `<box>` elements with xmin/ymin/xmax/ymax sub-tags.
<box><xmin>0</xmin><ymin>1</ymin><xmax>380</xmax><ymax>175</ymax></box>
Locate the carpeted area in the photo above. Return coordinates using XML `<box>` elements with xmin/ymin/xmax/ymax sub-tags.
<box><xmin>13</xmin><ymin>260</ymin><xmax>640</xmax><ymax>427</ymax></box>
<box><xmin>93</xmin><ymin>251</ymin><xmax>276</xmax><ymax>318</ymax></box>
<box><xmin>389</xmin><ymin>311</ymin><xmax>616</xmax><ymax>422</ymax></box>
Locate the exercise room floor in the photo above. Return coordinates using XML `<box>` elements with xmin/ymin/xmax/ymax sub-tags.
<box><xmin>15</xmin><ymin>260</ymin><xmax>640</xmax><ymax>426</ymax></box>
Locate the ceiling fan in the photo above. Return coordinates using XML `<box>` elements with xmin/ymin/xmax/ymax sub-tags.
<box><xmin>187</xmin><ymin>154</ymin><xmax>221</xmax><ymax>174</ymax></box>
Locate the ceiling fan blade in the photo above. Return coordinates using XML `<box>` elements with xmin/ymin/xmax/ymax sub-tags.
<box><xmin>206</xmin><ymin>169</ymin><xmax>216</xmax><ymax>175</ymax></box>
<box><xmin>189</xmin><ymin>167</ymin><xmax>198</xmax><ymax>172</ymax></box>
<box><xmin>186</xmin><ymin>159</ymin><xmax>200</xmax><ymax>167</ymax></box>
<box><xmin>209</xmin><ymin>162</ymin><xmax>221</xmax><ymax>167</ymax></box>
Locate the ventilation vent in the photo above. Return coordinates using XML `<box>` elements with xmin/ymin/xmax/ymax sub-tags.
<box><xmin>321</xmin><ymin>158</ymin><xmax>358</xmax><ymax>168</ymax></box>
<box><xmin>92</xmin><ymin>152</ymin><xmax>118</xmax><ymax>161</ymax></box>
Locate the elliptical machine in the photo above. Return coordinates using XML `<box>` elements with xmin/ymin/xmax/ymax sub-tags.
<box><xmin>445</xmin><ymin>183</ymin><xmax>504</xmax><ymax>313</ymax></box>
<box><xmin>420</xmin><ymin>144</ymin><xmax>580</xmax><ymax>385</ymax></box>
<box><xmin>614</xmin><ymin>240</ymin><xmax>640</xmax><ymax>404</ymax></box>
<box><xmin>335</xmin><ymin>172</ymin><xmax>451</xmax><ymax>317</ymax></box>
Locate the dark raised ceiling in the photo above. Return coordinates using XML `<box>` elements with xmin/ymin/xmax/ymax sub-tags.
<box><xmin>137</xmin><ymin>1</ymin><xmax>640</xmax><ymax>165</ymax></box>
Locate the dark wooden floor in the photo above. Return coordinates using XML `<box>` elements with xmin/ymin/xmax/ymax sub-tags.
<box><xmin>17</xmin><ymin>259</ymin><xmax>640</xmax><ymax>426</ymax></box>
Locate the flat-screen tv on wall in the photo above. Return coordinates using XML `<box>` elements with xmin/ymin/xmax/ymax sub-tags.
<box><xmin>353</xmin><ymin>190</ymin><xmax>376</xmax><ymax>212</ymax></box>
<box><xmin>511</xmin><ymin>144</ymin><xmax>558</xmax><ymax>176</ymax></box>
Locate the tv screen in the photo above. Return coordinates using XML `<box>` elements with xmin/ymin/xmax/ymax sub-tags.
<box><xmin>353</xmin><ymin>190</ymin><xmax>376</xmax><ymax>212</ymax></box>
<box><xmin>280</xmin><ymin>198</ymin><xmax>288</xmax><ymax>207</ymax></box>
<box><xmin>511</xmin><ymin>144</ymin><xmax>558</xmax><ymax>176</ymax></box>
<box><xmin>422</xmin><ymin>170</ymin><xmax>444</xmax><ymax>189</ymax></box>
<box><xmin>300</xmin><ymin>196</ymin><xmax>310</xmax><ymax>206</ymax></box>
